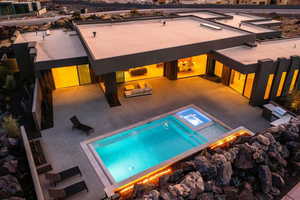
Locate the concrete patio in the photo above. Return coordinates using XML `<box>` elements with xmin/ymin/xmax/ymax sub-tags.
<box><xmin>41</xmin><ymin>76</ymin><xmax>270</xmax><ymax>200</ymax></box>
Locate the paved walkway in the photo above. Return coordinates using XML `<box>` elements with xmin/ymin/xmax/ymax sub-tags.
<box><xmin>282</xmin><ymin>182</ymin><xmax>300</xmax><ymax>200</ymax></box>
<box><xmin>40</xmin><ymin>77</ymin><xmax>270</xmax><ymax>200</ymax></box>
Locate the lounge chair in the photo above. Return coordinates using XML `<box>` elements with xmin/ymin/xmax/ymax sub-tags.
<box><xmin>48</xmin><ymin>181</ymin><xmax>88</xmax><ymax>200</ymax></box>
<box><xmin>70</xmin><ymin>116</ymin><xmax>94</xmax><ymax>135</ymax></box>
<box><xmin>45</xmin><ymin>166</ymin><xmax>82</xmax><ymax>186</ymax></box>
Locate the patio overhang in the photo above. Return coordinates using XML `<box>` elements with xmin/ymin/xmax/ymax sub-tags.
<box><xmin>75</xmin><ymin>16</ymin><xmax>256</xmax><ymax>76</ymax></box>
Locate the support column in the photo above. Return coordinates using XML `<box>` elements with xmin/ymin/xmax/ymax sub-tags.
<box><xmin>269</xmin><ymin>58</ymin><xmax>289</xmax><ymax>99</ymax></box>
<box><xmin>164</xmin><ymin>60</ymin><xmax>178</xmax><ymax>80</ymax></box>
<box><xmin>206</xmin><ymin>54</ymin><xmax>216</xmax><ymax>76</ymax></box>
<box><xmin>102</xmin><ymin>72</ymin><xmax>120</xmax><ymax>107</ymax></box>
<box><xmin>221</xmin><ymin>65</ymin><xmax>231</xmax><ymax>86</ymax></box>
<box><xmin>249</xmin><ymin>59</ymin><xmax>275</xmax><ymax>106</ymax></box>
<box><xmin>282</xmin><ymin>56</ymin><xmax>300</xmax><ymax>95</ymax></box>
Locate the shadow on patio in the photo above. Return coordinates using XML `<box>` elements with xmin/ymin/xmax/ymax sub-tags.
<box><xmin>40</xmin><ymin>76</ymin><xmax>269</xmax><ymax>200</ymax></box>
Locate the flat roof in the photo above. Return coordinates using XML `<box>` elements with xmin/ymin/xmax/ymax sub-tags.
<box><xmin>250</xmin><ymin>19</ymin><xmax>281</xmax><ymax>25</ymax></box>
<box><xmin>177</xmin><ymin>11</ymin><xmax>225</xmax><ymax>19</ymax></box>
<box><xmin>15</xmin><ymin>29</ymin><xmax>87</xmax><ymax>63</ymax></box>
<box><xmin>77</xmin><ymin>17</ymin><xmax>250</xmax><ymax>61</ymax></box>
<box><xmin>217</xmin><ymin>38</ymin><xmax>300</xmax><ymax>65</ymax></box>
<box><xmin>216</xmin><ymin>13</ymin><xmax>274</xmax><ymax>33</ymax></box>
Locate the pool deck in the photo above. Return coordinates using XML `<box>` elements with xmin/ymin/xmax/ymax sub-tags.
<box><xmin>40</xmin><ymin>77</ymin><xmax>270</xmax><ymax>200</ymax></box>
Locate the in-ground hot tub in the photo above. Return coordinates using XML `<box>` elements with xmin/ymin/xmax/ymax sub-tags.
<box><xmin>81</xmin><ymin>105</ymin><xmax>252</xmax><ymax>196</ymax></box>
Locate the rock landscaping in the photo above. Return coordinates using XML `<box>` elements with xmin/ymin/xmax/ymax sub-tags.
<box><xmin>0</xmin><ymin>126</ymin><xmax>34</xmax><ymax>200</ymax></box>
<box><xmin>119</xmin><ymin>117</ymin><xmax>300</xmax><ymax>200</ymax></box>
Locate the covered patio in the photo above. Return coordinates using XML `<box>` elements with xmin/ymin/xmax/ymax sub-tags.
<box><xmin>40</xmin><ymin>76</ymin><xmax>269</xmax><ymax>199</ymax></box>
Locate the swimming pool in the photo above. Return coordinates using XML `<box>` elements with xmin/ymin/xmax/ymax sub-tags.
<box><xmin>81</xmin><ymin>105</ymin><xmax>233</xmax><ymax>196</ymax></box>
<box><xmin>91</xmin><ymin>115</ymin><xmax>207</xmax><ymax>183</ymax></box>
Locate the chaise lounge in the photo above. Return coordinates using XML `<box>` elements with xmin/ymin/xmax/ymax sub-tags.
<box><xmin>70</xmin><ymin>116</ymin><xmax>94</xmax><ymax>136</ymax></box>
<box><xmin>48</xmin><ymin>181</ymin><xmax>88</xmax><ymax>200</ymax></box>
<box><xmin>45</xmin><ymin>166</ymin><xmax>82</xmax><ymax>186</ymax></box>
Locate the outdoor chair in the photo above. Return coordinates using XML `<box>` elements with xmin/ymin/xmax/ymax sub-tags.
<box><xmin>70</xmin><ymin>116</ymin><xmax>94</xmax><ymax>135</ymax></box>
<box><xmin>48</xmin><ymin>181</ymin><xmax>88</xmax><ymax>200</ymax></box>
<box><xmin>45</xmin><ymin>166</ymin><xmax>82</xmax><ymax>186</ymax></box>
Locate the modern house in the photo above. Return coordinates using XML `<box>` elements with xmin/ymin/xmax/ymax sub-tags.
<box><xmin>12</xmin><ymin>11</ymin><xmax>299</xmax><ymax>128</ymax></box>
<box><xmin>11</xmin><ymin>10</ymin><xmax>300</xmax><ymax>199</ymax></box>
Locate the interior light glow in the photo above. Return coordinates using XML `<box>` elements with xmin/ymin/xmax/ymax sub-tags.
<box><xmin>117</xmin><ymin>168</ymin><xmax>172</xmax><ymax>195</ymax></box>
<box><xmin>209</xmin><ymin>130</ymin><xmax>250</xmax><ymax>149</ymax></box>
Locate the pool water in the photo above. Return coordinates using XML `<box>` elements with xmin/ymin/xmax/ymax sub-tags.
<box><xmin>91</xmin><ymin>115</ymin><xmax>207</xmax><ymax>183</ymax></box>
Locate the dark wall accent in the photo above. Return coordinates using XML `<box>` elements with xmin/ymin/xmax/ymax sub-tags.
<box><xmin>38</xmin><ymin>70</ymin><xmax>55</xmax><ymax>130</ymax></box>
<box><xmin>269</xmin><ymin>58</ymin><xmax>289</xmax><ymax>99</ymax></box>
<box><xmin>250</xmin><ymin>59</ymin><xmax>275</xmax><ymax>106</ymax></box>
<box><xmin>206</xmin><ymin>54</ymin><xmax>215</xmax><ymax>76</ymax></box>
<box><xmin>282</xmin><ymin>56</ymin><xmax>300</xmax><ymax>96</ymax></box>
<box><xmin>164</xmin><ymin>60</ymin><xmax>178</xmax><ymax>80</ymax></box>
<box><xmin>102</xmin><ymin>72</ymin><xmax>120</xmax><ymax>107</ymax></box>
<box><xmin>12</xmin><ymin>42</ymin><xmax>35</xmax><ymax>80</ymax></box>
<box><xmin>221</xmin><ymin>65</ymin><xmax>231</xmax><ymax>86</ymax></box>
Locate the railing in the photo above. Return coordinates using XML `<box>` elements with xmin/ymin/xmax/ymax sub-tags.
<box><xmin>20</xmin><ymin>126</ymin><xmax>45</xmax><ymax>200</ymax></box>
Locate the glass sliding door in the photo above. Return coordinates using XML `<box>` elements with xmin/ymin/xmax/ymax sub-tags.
<box><xmin>52</xmin><ymin>66</ymin><xmax>79</xmax><ymax>89</ymax></box>
<box><xmin>116</xmin><ymin>71</ymin><xmax>125</xmax><ymax>83</ymax></box>
<box><xmin>177</xmin><ymin>54</ymin><xmax>207</xmax><ymax>78</ymax></box>
<box><xmin>243</xmin><ymin>73</ymin><xmax>255</xmax><ymax>99</ymax></box>
<box><xmin>229</xmin><ymin>70</ymin><xmax>246</xmax><ymax>94</ymax></box>
<box><xmin>52</xmin><ymin>64</ymin><xmax>91</xmax><ymax>89</ymax></box>
<box><xmin>78</xmin><ymin>64</ymin><xmax>91</xmax><ymax>85</ymax></box>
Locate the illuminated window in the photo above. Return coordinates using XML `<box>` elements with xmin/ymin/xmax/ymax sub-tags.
<box><xmin>229</xmin><ymin>70</ymin><xmax>246</xmax><ymax>94</ymax></box>
<box><xmin>264</xmin><ymin>74</ymin><xmax>274</xmax><ymax>100</ymax></box>
<box><xmin>116</xmin><ymin>71</ymin><xmax>125</xmax><ymax>83</ymax></box>
<box><xmin>289</xmin><ymin>69</ymin><xmax>299</xmax><ymax>93</ymax></box>
<box><xmin>177</xmin><ymin>54</ymin><xmax>207</xmax><ymax>78</ymax></box>
<box><xmin>214</xmin><ymin>61</ymin><xmax>223</xmax><ymax>78</ymax></box>
<box><xmin>124</xmin><ymin>63</ymin><xmax>164</xmax><ymax>82</ymax></box>
<box><xmin>276</xmin><ymin>72</ymin><xmax>287</xmax><ymax>97</ymax></box>
<box><xmin>78</xmin><ymin>64</ymin><xmax>91</xmax><ymax>85</ymax></box>
<box><xmin>52</xmin><ymin>66</ymin><xmax>79</xmax><ymax>89</ymax></box>
<box><xmin>243</xmin><ymin>73</ymin><xmax>255</xmax><ymax>98</ymax></box>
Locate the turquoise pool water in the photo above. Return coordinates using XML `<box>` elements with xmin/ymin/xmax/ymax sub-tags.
<box><xmin>91</xmin><ymin>115</ymin><xmax>208</xmax><ymax>183</ymax></box>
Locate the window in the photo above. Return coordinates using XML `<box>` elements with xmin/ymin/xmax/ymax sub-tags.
<box><xmin>243</xmin><ymin>73</ymin><xmax>255</xmax><ymax>99</ymax></box>
<box><xmin>264</xmin><ymin>74</ymin><xmax>274</xmax><ymax>100</ymax></box>
<box><xmin>229</xmin><ymin>70</ymin><xmax>246</xmax><ymax>94</ymax></box>
<box><xmin>289</xmin><ymin>69</ymin><xmax>299</xmax><ymax>93</ymax></box>
<box><xmin>214</xmin><ymin>61</ymin><xmax>223</xmax><ymax>78</ymax></box>
<box><xmin>78</xmin><ymin>64</ymin><xmax>91</xmax><ymax>85</ymax></box>
<box><xmin>177</xmin><ymin>54</ymin><xmax>207</xmax><ymax>78</ymax></box>
<box><xmin>276</xmin><ymin>72</ymin><xmax>287</xmax><ymax>97</ymax></box>
<box><xmin>124</xmin><ymin>63</ymin><xmax>164</xmax><ymax>82</ymax></box>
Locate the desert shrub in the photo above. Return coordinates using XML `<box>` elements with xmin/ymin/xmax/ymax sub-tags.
<box><xmin>3</xmin><ymin>74</ymin><xmax>16</xmax><ymax>90</ymax></box>
<box><xmin>1</xmin><ymin>115</ymin><xmax>20</xmax><ymax>138</ymax></box>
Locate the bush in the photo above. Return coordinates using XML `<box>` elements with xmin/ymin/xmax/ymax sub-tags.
<box><xmin>3</xmin><ymin>74</ymin><xmax>16</xmax><ymax>91</ymax></box>
<box><xmin>1</xmin><ymin>115</ymin><xmax>20</xmax><ymax>138</ymax></box>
